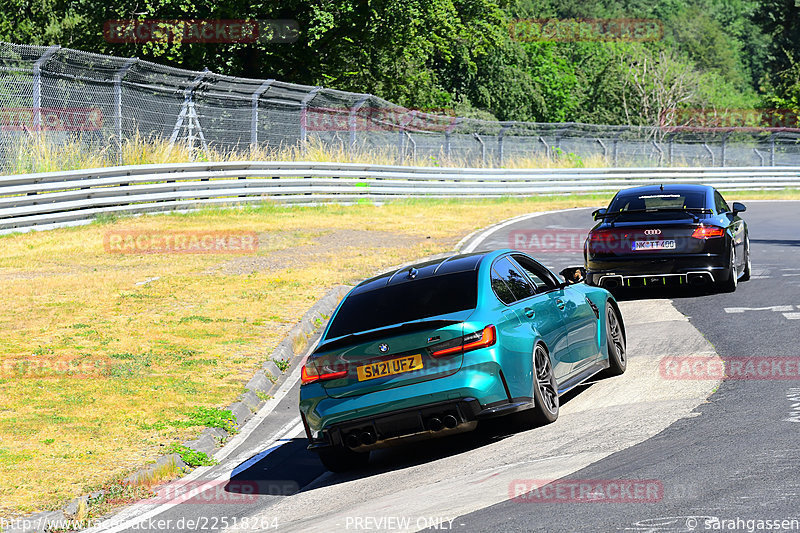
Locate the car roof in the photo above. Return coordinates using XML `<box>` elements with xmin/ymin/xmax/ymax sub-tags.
<box><xmin>351</xmin><ymin>251</ymin><xmax>495</xmax><ymax>296</ymax></box>
<box><xmin>614</xmin><ymin>183</ymin><xmax>713</xmax><ymax>196</ymax></box>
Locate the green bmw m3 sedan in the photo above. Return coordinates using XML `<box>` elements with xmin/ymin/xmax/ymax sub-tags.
<box><xmin>299</xmin><ymin>249</ymin><xmax>627</xmax><ymax>471</ymax></box>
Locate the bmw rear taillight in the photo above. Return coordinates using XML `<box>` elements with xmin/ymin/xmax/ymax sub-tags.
<box><xmin>691</xmin><ymin>225</ymin><xmax>725</xmax><ymax>239</ymax></box>
<box><xmin>301</xmin><ymin>360</ymin><xmax>348</xmax><ymax>385</ymax></box>
<box><xmin>430</xmin><ymin>325</ymin><xmax>496</xmax><ymax>358</ymax></box>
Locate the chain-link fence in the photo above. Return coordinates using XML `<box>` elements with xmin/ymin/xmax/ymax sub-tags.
<box><xmin>2</xmin><ymin>40</ymin><xmax>800</xmax><ymax>172</ymax></box>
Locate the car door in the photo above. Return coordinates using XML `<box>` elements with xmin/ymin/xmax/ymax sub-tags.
<box><xmin>491</xmin><ymin>256</ymin><xmax>571</xmax><ymax>387</ymax></box>
<box><xmin>715</xmin><ymin>190</ymin><xmax>746</xmax><ymax>269</ymax></box>
<box><xmin>511</xmin><ymin>254</ymin><xmax>599</xmax><ymax>374</ymax></box>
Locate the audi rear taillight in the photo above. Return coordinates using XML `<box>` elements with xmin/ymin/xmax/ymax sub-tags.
<box><xmin>430</xmin><ymin>325</ymin><xmax>496</xmax><ymax>358</ymax></box>
<box><xmin>691</xmin><ymin>225</ymin><xmax>725</xmax><ymax>239</ymax></box>
<box><xmin>301</xmin><ymin>360</ymin><xmax>348</xmax><ymax>385</ymax></box>
<box><xmin>587</xmin><ymin>229</ymin><xmax>626</xmax><ymax>253</ymax></box>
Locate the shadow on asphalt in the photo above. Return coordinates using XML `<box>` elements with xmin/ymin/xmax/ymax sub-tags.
<box><xmin>611</xmin><ymin>285</ymin><xmax>723</xmax><ymax>301</ymax></box>
<box><xmin>222</xmin><ymin>381</ymin><xmax>600</xmax><ymax>498</ymax></box>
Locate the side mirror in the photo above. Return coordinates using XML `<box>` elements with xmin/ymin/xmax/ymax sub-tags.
<box><xmin>592</xmin><ymin>208</ymin><xmax>607</xmax><ymax>220</ymax></box>
<box><xmin>732</xmin><ymin>202</ymin><xmax>746</xmax><ymax>215</ymax></box>
<box><xmin>559</xmin><ymin>266</ymin><xmax>586</xmax><ymax>285</ymax></box>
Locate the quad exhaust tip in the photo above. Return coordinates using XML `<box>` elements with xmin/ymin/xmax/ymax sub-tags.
<box><xmin>426</xmin><ymin>417</ymin><xmax>444</xmax><ymax>432</ymax></box>
<box><xmin>442</xmin><ymin>414</ymin><xmax>458</xmax><ymax>429</ymax></box>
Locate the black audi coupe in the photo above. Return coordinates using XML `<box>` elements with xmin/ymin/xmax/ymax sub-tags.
<box><xmin>584</xmin><ymin>184</ymin><xmax>750</xmax><ymax>293</ymax></box>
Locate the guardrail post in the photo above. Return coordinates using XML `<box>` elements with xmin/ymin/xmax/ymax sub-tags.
<box><xmin>114</xmin><ymin>58</ymin><xmax>138</xmax><ymax>164</ymax></box>
<box><xmin>497</xmin><ymin>124</ymin><xmax>510</xmax><ymax>167</ymax></box>
<box><xmin>250</xmin><ymin>79</ymin><xmax>274</xmax><ymax>150</ymax></box>
<box><xmin>473</xmin><ymin>133</ymin><xmax>486</xmax><ymax>167</ymax></box>
<box><xmin>32</xmin><ymin>45</ymin><xmax>60</xmax><ymax>131</ymax></box>
<box><xmin>349</xmin><ymin>95</ymin><xmax>369</xmax><ymax>151</ymax></box>
<box><xmin>299</xmin><ymin>86</ymin><xmax>321</xmax><ymax>148</ymax></box>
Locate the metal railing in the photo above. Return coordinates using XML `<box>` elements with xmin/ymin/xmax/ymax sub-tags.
<box><xmin>1</xmin><ymin>162</ymin><xmax>798</xmax><ymax>233</ymax></box>
<box><xmin>3</xmin><ymin>41</ymin><xmax>800</xmax><ymax>171</ymax></box>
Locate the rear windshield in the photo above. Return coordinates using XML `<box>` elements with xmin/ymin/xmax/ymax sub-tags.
<box><xmin>325</xmin><ymin>271</ymin><xmax>478</xmax><ymax>339</ymax></box>
<box><xmin>608</xmin><ymin>191</ymin><xmax>707</xmax><ymax>220</ymax></box>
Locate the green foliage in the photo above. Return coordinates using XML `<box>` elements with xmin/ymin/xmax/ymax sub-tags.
<box><xmin>0</xmin><ymin>0</ymin><xmax>785</xmax><ymax>123</ymax></box>
<box><xmin>168</xmin><ymin>444</ymin><xmax>217</xmax><ymax>467</ymax></box>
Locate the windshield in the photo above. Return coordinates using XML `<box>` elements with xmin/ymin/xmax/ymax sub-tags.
<box><xmin>607</xmin><ymin>191</ymin><xmax>708</xmax><ymax>220</ymax></box>
<box><xmin>325</xmin><ymin>271</ymin><xmax>478</xmax><ymax>339</ymax></box>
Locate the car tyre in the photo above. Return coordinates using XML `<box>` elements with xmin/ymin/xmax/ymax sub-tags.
<box><xmin>317</xmin><ymin>446</ymin><xmax>370</xmax><ymax>473</ymax></box>
<box><xmin>740</xmin><ymin>237</ymin><xmax>751</xmax><ymax>282</ymax></box>
<box><xmin>600</xmin><ymin>302</ymin><xmax>626</xmax><ymax>377</ymax></box>
<box><xmin>518</xmin><ymin>343</ymin><xmax>559</xmax><ymax>426</ymax></box>
<box><xmin>718</xmin><ymin>246</ymin><xmax>738</xmax><ymax>293</ymax></box>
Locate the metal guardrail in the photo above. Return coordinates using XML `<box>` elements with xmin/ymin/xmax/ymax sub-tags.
<box><xmin>1</xmin><ymin>162</ymin><xmax>798</xmax><ymax>233</ymax></box>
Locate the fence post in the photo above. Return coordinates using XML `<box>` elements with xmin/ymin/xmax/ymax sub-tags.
<box><xmin>720</xmin><ymin>131</ymin><xmax>729</xmax><ymax>167</ymax></box>
<box><xmin>114</xmin><ymin>58</ymin><xmax>138</xmax><ymax>164</ymax></box>
<box><xmin>348</xmin><ymin>95</ymin><xmax>369</xmax><ymax>151</ymax></box>
<box><xmin>404</xmin><ymin>131</ymin><xmax>416</xmax><ymax>161</ymax></box>
<box><xmin>444</xmin><ymin>117</ymin><xmax>462</xmax><ymax>160</ymax></box>
<box><xmin>31</xmin><ymin>45</ymin><xmax>60</xmax><ymax>130</ymax></box>
<box><xmin>299</xmin><ymin>86</ymin><xmax>321</xmax><ymax>147</ymax></box>
<box><xmin>753</xmin><ymin>148</ymin><xmax>765</xmax><ymax>166</ymax></box>
<box><xmin>702</xmin><ymin>143</ymin><xmax>715</xmax><ymax>166</ymax></box>
<box><xmin>596</xmin><ymin>138</ymin><xmax>608</xmax><ymax>161</ymax></box>
<box><xmin>250</xmin><ymin>79</ymin><xmax>274</xmax><ymax>150</ymax></box>
<box><xmin>651</xmin><ymin>140</ymin><xmax>664</xmax><ymax>166</ymax></box>
<box><xmin>770</xmin><ymin>133</ymin><xmax>776</xmax><ymax>166</ymax></box>
<box><xmin>538</xmin><ymin>136</ymin><xmax>550</xmax><ymax>160</ymax></box>
<box><xmin>497</xmin><ymin>124</ymin><xmax>510</xmax><ymax>167</ymax></box>
<box><xmin>473</xmin><ymin>133</ymin><xmax>485</xmax><ymax>167</ymax></box>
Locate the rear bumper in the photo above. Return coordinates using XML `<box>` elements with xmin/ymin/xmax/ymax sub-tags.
<box><xmin>300</xmin><ymin>356</ymin><xmax>525</xmax><ymax>451</ymax></box>
<box><xmin>304</xmin><ymin>396</ymin><xmax>531</xmax><ymax>452</ymax></box>
<box><xmin>586</xmin><ymin>253</ymin><xmax>728</xmax><ymax>289</ymax></box>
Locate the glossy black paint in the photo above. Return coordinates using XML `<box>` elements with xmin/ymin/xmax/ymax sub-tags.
<box><xmin>584</xmin><ymin>184</ymin><xmax>749</xmax><ymax>291</ymax></box>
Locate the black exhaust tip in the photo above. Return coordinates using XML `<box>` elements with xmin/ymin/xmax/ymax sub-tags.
<box><xmin>360</xmin><ymin>431</ymin><xmax>377</xmax><ymax>446</ymax></box>
<box><xmin>689</xmin><ymin>275</ymin><xmax>708</xmax><ymax>286</ymax></box>
<box><xmin>345</xmin><ymin>432</ymin><xmax>361</xmax><ymax>449</ymax></box>
<box><xmin>426</xmin><ymin>417</ymin><xmax>444</xmax><ymax>432</ymax></box>
<box><xmin>442</xmin><ymin>414</ymin><xmax>458</xmax><ymax>429</ymax></box>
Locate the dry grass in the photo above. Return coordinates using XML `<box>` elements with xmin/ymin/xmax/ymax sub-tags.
<box><xmin>5</xmin><ymin>133</ymin><xmax>614</xmax><ymax>175</ymax></box>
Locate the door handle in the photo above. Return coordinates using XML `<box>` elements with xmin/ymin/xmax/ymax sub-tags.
<box><xmin>523</xmin><ymin>307</ymin><xmax>535</xmax><ymax>318</ymax></box>
<box><xmin>556</xmin><ymin>299</ymin><xmax>566</xmax><ymax>310</ymax></box>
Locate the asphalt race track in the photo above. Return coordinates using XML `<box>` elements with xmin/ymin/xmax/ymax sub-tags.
<box><xmin>87</xmin><ymin>201</ymin><xmax>800</xmax><ymax>533</ymax></box>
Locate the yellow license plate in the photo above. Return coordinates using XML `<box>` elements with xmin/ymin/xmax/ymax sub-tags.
<box><xmin>357</xmin><ymin>354</ymin><xmax>423</xmax><ymax>381</ymax></box>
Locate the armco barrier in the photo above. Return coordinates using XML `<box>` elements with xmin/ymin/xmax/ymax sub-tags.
<box><xmin>1</xmin><ymin>162</ymin><xmax>798</xmax><ymax>233</ymax></box>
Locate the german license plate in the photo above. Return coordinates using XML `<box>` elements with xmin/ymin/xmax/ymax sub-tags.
<box><xmin>632</xmin><ymin>240</ymin><xmax>676</xmax><ymax>251</ymax></box>
<box><xmin>357</xmin><ymin>354</ymin><xmax>423</xmax><ymax>381</ymax></box>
